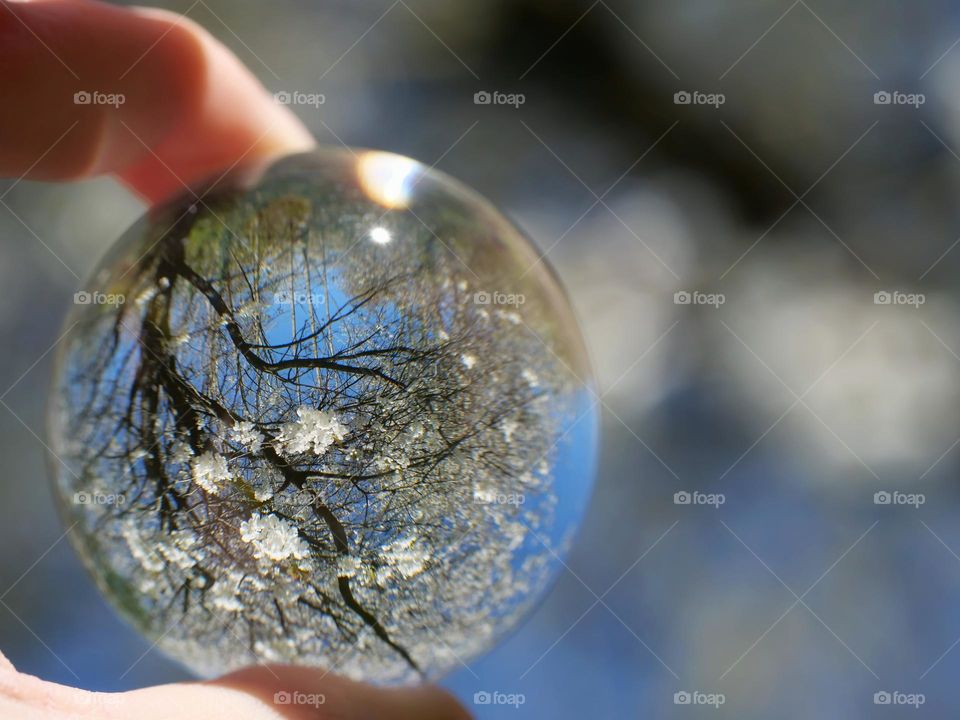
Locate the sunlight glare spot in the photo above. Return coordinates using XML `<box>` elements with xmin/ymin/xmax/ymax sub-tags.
<box><xmin>369</xmin><ymin>226</ymin><xmax>392</xmax><ymax>245</ymax></box>
<box><xmin>357</xmin><ymin>151</ymin><xmax>422</xmax><ymax>210</ymax></box>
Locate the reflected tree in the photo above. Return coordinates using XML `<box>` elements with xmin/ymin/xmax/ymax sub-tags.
<box><xmin>54</xmin><ymin>181</ymin><xmax>583</xmax><ymax>682</ymax></box>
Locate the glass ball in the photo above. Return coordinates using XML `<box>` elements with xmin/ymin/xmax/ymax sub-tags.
<box><xmin>48</xmin><ymin>148</ymin><xmax>597</xmax><ymax>683</ymax></box>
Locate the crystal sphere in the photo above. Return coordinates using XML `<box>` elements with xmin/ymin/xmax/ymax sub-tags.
<box><xmin>48</xmin><ymin>148</ymin><xmax>597</xmax><ymax>683</ymax></box>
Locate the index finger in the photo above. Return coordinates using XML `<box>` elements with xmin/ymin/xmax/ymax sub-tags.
<box><xmin>0</xmin><ymin>0</ymin><xmax>315</xmax><ymax>204</ymax></box>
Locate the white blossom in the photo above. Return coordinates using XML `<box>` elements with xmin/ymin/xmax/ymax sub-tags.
<box><xmin>375</xmin><ymin>452</ymin><xmax>411</xmax><ymax>472</ymax></box>
<box><xmin>501</xmin><ymin>418</ymin><xmax>519</xmax><ymax>443</ymax></box>
<box><xmin>277</xmin><ymin>406</ymin><xmax>347</xmax><ymax>456</ymax></box>
<box><xmin>170</xmin><ymin>440</ymin><xmax>194</xmax><ymax>465</ymax></box>
<box><xmin>240</xmin><ymin>512</ymin><xmax>308</xmax><ymax>561</ymax></box>
<box><xmin>121</xmin><ymin>520</ymin><xmax>164</xmax><ymax>573</ymax></box>
<box><xmin>133</xmin><ymin>284</ymin><xmax>160</xmax><ymax>307</ymax></box>
<box><xmin>461</xmin><ymin>354</ymin><xmax>477</xmax><ymax>370</ymax></box>
<box><xmin>208</xmin><ymin>579</ymin><xmax>243</xmax><ymax>612</ymax></box>
<box><xmin>157</xmin><ymin>533</ymin><xmax>197</xmax><ymax>571</ymax></box>
<box><xmin>337</xmin><ymin>554</ymin><xmax>363</xmax><ymax>578</ymax></box>
<box><xmin>380</xmin><ymin>535</ymin><xmax>428</xmax><ymax>579</ymax></box>
<box><xmin>192</xmin><ymin>451</ymin><xmax>231</xmax><ymax>493</ymax></box>
<box><xmin>253</xmin><ymin>484</ymin><xmax>274</xmax><ymax>502</ymax></box>
<box><xmin>229</xmin><ymin>420</ymin><xmax>264</xmax><ymax>454</ymax></box>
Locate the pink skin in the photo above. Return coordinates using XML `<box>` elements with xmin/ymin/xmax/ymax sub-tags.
<box><xmin>0</xmin><ymin>650</ymin><xmax>469</xmax><ymax>719</ymax></box>
<box><xmin>0</xmin><ymin>0</ymin><xmax>314</xmax><ymax>202</ymax></box>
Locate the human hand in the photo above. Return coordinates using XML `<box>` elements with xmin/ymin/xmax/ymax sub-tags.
<box><xmin>0</xmin><ymin>650</ymin><xmax>469</xmax><ymax>719</ymax></box>
<box><xmin>0</xmin><ymin>0</ymin><xmax>314</xmax><ymax>202</ymax></box>
<box><xmin>0</xmin><ymin>1</ymin><xmax>470</xmax><ymax>717</ymax></box>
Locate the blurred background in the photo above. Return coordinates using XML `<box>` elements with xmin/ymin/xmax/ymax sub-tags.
<box><xmin>3</xmin><ymin>0</ymin><xmax>960</xmax><ymax>717</ymax></box>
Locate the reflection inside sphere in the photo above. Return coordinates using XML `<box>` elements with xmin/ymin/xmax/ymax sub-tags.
<box><xmin>49</xmin><ymin>148</ymin><xmax>597</xmax><ymax>683</ymax></box>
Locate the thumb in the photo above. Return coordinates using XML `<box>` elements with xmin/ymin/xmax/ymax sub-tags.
<box><xmin>121</xmin><ymin>664</ymin><xmax>473</xmax><ymax>720</ymax></box>
<box><xmin>0</xmin><ymin>650</ymin><xmax>15</xmax><ymax>674</ymax></box>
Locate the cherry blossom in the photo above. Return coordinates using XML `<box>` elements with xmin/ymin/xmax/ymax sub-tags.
<box><xmin>191</xmin><ymin>451</ymin><xmax>231</xmax><ymax>493</ymax></box>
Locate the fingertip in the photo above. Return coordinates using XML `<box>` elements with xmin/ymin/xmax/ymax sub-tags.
<box><xmin>114</xmin><ymin>3</ymin><xmax>315</xmax><ymax>203</ymax></box>
<box><xmin>0</xmin><ymin>650</ymin><xmax>15</xmax><ymax>674</ymax></box>
<box><xmin>370</xmin><ymin>684</ymin><xmax>474</xmax><ymax>720</ymax></box>
<box><xmin>0</xmin><ymin>0</ymin><xmax>315</xmax><ymax>205</ymax></box>
<box><xmin>211</xmin><ymin>665</ymin><xmax>473</xmax><ymax>720</ymax></box>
